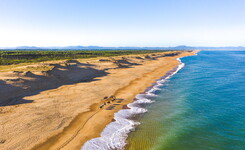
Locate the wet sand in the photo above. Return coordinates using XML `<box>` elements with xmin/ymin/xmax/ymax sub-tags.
<box><xmin>0</xmin><ymin>51</ymin><xmax>197</xmax><ymax>150</ymax></box>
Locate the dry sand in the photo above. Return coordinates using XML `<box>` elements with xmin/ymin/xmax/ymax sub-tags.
<box><xmin>0</xmin><ymin>51</ymin><xmax>197</xmax><ymax>150</ymax></box>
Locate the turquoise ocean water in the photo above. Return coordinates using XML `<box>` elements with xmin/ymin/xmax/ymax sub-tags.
<box><xmin>127</xmin><ymin>51</ymin><xmax>245</xmax><ymax>150</ymax></box>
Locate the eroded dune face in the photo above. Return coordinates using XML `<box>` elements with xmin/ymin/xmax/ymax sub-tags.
<box><xmin>0</xmin><ymin>51</ymin><xmax>193</xmax><ymax>150</ymax></box>
<box><xmin>0</xmin><ymin>52</ymin><xmax>173</xmax><ymax>106</ymax></box>
<box><xmin>0</xmin><ymin>63</ymin><xmax>106</xmax><ymax>106</ymax></box>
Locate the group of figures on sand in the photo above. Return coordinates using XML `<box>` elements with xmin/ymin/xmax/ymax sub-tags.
<box><xmin>100</xmin><ymin>95</ymin><xmax>116</xmax><ymax>109</ymax></box>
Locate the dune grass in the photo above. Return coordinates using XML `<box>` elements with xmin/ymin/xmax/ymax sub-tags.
<box><xmin>0</xmin><ymin>50</ymin><xmax>168</xmax><ymax>65</ymax></box>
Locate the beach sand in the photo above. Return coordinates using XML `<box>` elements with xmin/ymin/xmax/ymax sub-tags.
<box><xmin>0</xmin><ymin>51</ymin><xmax>197</xmax><ymax>150</ymax></box>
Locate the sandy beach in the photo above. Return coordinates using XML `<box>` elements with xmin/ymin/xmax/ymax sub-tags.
<box><xmin>0</xmin><ymin>50</ymin><xmax>197</xmax><ymax>150</ymax></box>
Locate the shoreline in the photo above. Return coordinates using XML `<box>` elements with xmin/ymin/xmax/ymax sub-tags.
<box><xmin>82</xmin><ymin>54</ymin><xmax>190</xmax><ymax>150</ymax></box>
<box><xmin>0</xmin><ymin>51</ymin><xmax>197</xmax><ymax>150</ymax></box>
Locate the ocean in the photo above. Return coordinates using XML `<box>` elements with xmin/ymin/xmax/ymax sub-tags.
<box><xmin>127</xmin><ymin>51</ymin><xmax>245</xmax><ymax>150</ymax></box>
<box><xmin>83</xmin><ymin>51</ymin><xmax>245</xmax><ymax>150</ymax></box>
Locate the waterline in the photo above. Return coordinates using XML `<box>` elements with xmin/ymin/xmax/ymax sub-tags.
<box><xmin>82</xmin><ymin>58</ymin><xmax>185</xmax><ymax>150</ymax></box>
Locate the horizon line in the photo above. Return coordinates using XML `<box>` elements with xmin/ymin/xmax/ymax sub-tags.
<box><xmin>1</xmin><ymin>45</ymin><xmax>245</xmax><ymax>48</ymax></box>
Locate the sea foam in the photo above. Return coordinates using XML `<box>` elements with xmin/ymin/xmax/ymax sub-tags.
<box><xmin>82</xmin><ymin>58</ymin><xmax>185</xmax><ymax>150</ymax></box>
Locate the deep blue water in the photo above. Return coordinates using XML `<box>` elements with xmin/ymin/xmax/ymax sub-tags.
<box><xmin>127</xmin><ymin>51</ymin><xmax>245</xmax><ymax>150</ymax></box>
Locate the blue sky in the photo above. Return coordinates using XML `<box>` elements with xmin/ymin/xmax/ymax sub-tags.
<box><xmin>0</xmin><ymin>0</ymin><xmax>245</xmax><ymax>47</ymax></box>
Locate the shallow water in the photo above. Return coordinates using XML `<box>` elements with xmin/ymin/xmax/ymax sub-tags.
<box><xmin>127</xmin><ymin>51</ymin><xmax>245</xmax><ymax>150</ymax></box>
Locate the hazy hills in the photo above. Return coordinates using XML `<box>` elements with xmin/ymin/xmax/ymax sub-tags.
<box><xmin>0</xmin><ymin>45</ymin><xmax>245</xmax><ymax>50</ymax></box>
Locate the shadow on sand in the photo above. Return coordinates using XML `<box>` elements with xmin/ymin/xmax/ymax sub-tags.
<box><xmin>0</xmin><ymin>62</ymin><xmax>109</xmax><ymax>107</ymax></box>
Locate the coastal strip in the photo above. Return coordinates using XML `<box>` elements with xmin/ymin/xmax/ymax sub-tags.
<box><xmin>0</xmin><ymin>51</ymin><xmax>197</xmax><ymax>150</ymax></box>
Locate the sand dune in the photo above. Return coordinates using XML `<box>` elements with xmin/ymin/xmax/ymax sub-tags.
<box><xmin>0</xmin><ymin>51</ymin><xmax>197</xmax><ymax>150</ymax></box>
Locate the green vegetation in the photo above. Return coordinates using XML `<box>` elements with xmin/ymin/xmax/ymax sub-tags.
<box><xmin>0</xmin><ymin>50</ymin><xmax>167</xmax><ymax>65</ymax></box>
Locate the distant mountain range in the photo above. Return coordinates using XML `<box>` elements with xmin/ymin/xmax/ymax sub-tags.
<box><xmin>0</xmin><ymin>45</ymin><xmax>245</xmax><ymax>50</ymax></box>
